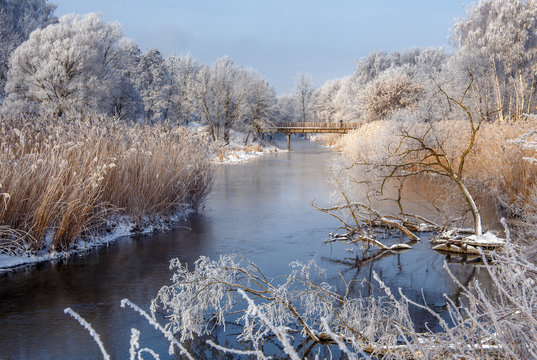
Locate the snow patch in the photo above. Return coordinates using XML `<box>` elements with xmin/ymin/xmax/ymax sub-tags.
<box><xmin>432</xmin><ymin>230</ymin><xmax>506</xmax><ymax>255</ymax></box>
<box><xmin>212</xmin><ymin>129</ymin><xmax>284</xmax><ymax>164</ymax></box>
<box><xmin>0</xmin><ymin>211</ymin><xmax>193</xmax><ymax>273</ymax></box>
<box><xmin>217</xmin><ymin>145</ymin><xmax>281</xmax><ymax>164</ymax></box>
<box><xmin>464</xmin><ymin>231</ymin><xmax>506</xmax><ymax>245</ymax></box>
<box><xmin>389</xmin><ymin>243</ymin><xmax>412</xmax><ymax>250</ymax></box>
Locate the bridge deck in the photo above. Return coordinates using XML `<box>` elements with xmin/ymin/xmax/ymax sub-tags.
<box><xmin>270</xmin><ymin>122</ymin><xmax>360</xmax><ymax>133</ymax></box>
<box><xmin>266</xmin><ymin>122</ymin><xmax>361</xmax><ymax>150</ymax></box>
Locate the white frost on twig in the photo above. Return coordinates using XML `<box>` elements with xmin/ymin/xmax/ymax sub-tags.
<box><xmin>237</xmin><ymin>288</ymin><xmax>302</xmax><ymax>360</ymax></box>
<box><xmin>206</xmin><ymin>339</ymin><xmax>270</xmax><ymax>359</ymax></box>
<box><xmin>129</xmin><ymin>328</ymin><xmax>140</xmax><ymax>360</ymax></box>
<box><xmin>320</xmin><ymin>317</ymin><xmax>360</xmax><ymax>360</ymax></box>
<box><xmin>120</xmin><ymin>298</ymin><xmax>195</xmax><ymax>360</ymax></box>
<box><xmin>64</xmin><ymin>307</ymin><xmax>111</xmax><ymax>360</ymax></box>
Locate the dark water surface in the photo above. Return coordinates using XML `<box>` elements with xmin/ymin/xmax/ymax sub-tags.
<box><xmin>0</xmin><ymin>140</ymin><xmax>489</xmax><ymax>359</ymax></box>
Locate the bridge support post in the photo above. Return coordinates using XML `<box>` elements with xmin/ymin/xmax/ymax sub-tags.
<box><xmin>286</xmin><ymin>133</ymin><xmax>291</xmax><ymax>151</ymax></box>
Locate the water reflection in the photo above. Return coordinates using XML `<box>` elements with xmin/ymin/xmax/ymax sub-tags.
<box><xmin>0</xmin><ymin>138</ymin><xmax>493</xmax><ymax>359</ymax></box>
<box><xmin>347</xmin><ymin>173</ymin><xmax>501</xmax><ymax>231</ymax></box>
<box><xmin>322</xmin><ymin>235</ymin><xmax>488</xmax><ymax>333</ymax></box>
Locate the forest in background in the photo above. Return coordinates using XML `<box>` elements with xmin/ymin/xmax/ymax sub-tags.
<box><xmin>0</xmin><ymin>1</ymin><xmax>306</xmax><ymax>144</ymax></box>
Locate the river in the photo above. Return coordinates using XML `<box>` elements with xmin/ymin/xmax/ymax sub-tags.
<box><xmin>0</xmin><ymin>139</ymin><xmax>491</xmax><ymax>359</ymax></box>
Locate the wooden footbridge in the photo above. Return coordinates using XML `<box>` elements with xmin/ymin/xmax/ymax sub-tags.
<box><xmin>268</xmin><ymin>122</ymin><xmax>360</xmax><ymax>150</ymax></box>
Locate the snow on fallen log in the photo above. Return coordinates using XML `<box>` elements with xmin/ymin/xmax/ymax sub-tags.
<box><xmin>389</xmin><ymin>243</ymin><xmax>412</xmax><ymax>250</ymax></box>
<box><xmin>432</xmin><ymin>230</ymin><xmax>505</xmax><ymax>255</ymax></box>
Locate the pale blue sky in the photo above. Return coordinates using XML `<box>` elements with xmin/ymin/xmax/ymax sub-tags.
<box><xmin>55</xmin><ymin>0</ymin><xmax>469</xmax><ymax>94</ymax></box>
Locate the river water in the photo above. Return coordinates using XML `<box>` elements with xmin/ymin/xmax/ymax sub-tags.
<box><xmin>0</xmin><ymin>139</ymin><xmax>491</xmax><ymax>359</ymax></box>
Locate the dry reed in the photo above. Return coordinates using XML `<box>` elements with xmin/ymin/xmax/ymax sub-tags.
<box><xmin>0</xmin><ymin>114</ymin><xmax>213</xmax><ymax>254</ymax></box>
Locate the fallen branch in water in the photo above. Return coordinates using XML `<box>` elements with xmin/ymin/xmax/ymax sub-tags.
<box><xmin>313</xmin><ymin>190</ymin><xmax>505</xmax><ymax>257</ymax></box>
<box><xmin>312</xmin><ymin>199</ymin><xmax>441</xmax><ymax>251</ymax></box>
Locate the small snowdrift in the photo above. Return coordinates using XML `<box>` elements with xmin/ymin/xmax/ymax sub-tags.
<box><xmin>216</xmin><ymin>143</ymin><xmax>281</xmax><ymax>164</ymax></box>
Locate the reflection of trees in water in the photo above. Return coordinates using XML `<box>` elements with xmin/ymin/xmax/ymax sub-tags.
<box><xmin>450</xmin><ymin>266</ymin><xmax>477</xmax><ymax>308</ymax></box>
<box><xmin>348</xmin><ymin>174</ymin><xmax>500</xmax><ymax>231</ymax></box>
<box><xmin>323</xmin><ymin>247</ymin><xmax>409</xmax><ymax>298</ymax></box>
<box><xmin>323</xmin><ymin>243</ymin><xmax>484</xmax><ymax>333</ymax></box>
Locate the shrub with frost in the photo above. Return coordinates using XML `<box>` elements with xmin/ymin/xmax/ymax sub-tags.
<box><xmin>150</xmin><ymin>255</ymin><xmax>337</xmax><ymax>343</ymax></box>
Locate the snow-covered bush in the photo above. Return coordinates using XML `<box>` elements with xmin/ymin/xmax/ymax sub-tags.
<box><xmin>150</xmin><ymin>244</ymin><xmax>537</xmax><ymax>358</ymax></box>
<box><xmin>150</xmin><ymin>255</ymin><xmax>337</xmax><ymax>343</ymax></box>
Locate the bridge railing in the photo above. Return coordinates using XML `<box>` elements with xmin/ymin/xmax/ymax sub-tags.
<box><xmin>274</xmin><ymin>122</ymin><xmax>360</xmax><ymax>129</ymax></box>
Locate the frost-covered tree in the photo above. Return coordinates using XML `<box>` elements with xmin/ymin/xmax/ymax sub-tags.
<box><xmin>0</xmin><ymin>0</ymin><xmax>57</xmax><ymax>101</ymax></box>
<box><xmin>331</xmin><ymin>75</ymin><xmax>361</xmax><ymax>123</ymax></box>
<box><xmin>3</xmin><ymin>13</ymin><xmax>137</xmax><ymax>117</ymax></box>
<box><xmin>310</xmin><ymin>79</ymin><xmax>342</xmax><ymax>123</ymax></box>
<box><xmin>242</xmin><ymin>70</ymin><xmax>276</xmax><ymax>143</ymax></box>
<box><xmin>133</xmin><ymin>49</ymin><xmax>170</xmax><ymax>123</ymax></box>
<box><xmin>359</xmin><ymin>66</ymin><xmax>423</xmax><ymax>121</ymax></box>
<box><xmin>106</xmin><ymin>40</ymin><xmax>143</xmax><ymax>120</ymax></box>
<box><xmin>196</xmin><ymin>57</ymin><xmax>248</xmax><ymax>143</ymax></box>
<box><xmin>452</xmin><ymin>0</ymin><xmax>537</xmax><ymax>122</ymax></box>
<box><xmin>275</xmin><ymin>94</ymin><xmax>300</xmax><ymax>123</ymax></box>
<box><xmin>308</xmin><ymin>48</ymin><xmax>448</xmax><ymax>124</ymax></box>
<box><xmin>294</xmin><ymin>72</ymin><xmax>314</xmax><ymax>123</ymax></box>
<box><xmin>163</xmin><ymin>54</ymin><xmax>199</xmax><ymax>125</ymax></box>
<box><xmin>353</xmin><ymin>48</ymin><xmax>447</xmax><ymax>88</ymax></box>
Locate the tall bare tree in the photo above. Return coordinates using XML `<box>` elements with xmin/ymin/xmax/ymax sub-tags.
<box><xmin>293</xmin><ymin>72</ymin><xmax>313</xmax><ymax>123</ymax></box>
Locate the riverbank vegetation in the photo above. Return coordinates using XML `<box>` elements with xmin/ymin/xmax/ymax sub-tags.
<box><xmin>0</xmin><ymin>114</ymin><xmax>213</xmax><ymax>255</ymax></box>
<box><xmin>68</xmin><ymin>237</ymin><xmax>536</xmax><ymax>359</ymax></box>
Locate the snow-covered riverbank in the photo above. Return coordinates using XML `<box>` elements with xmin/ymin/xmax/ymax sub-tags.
<box><xmin>216</xmin><ymin>142</ymin><xmax>283</xmax><ymax>163</ymax></box>
<box><xmin>0</xmin><ymin>134</ymin><xmax>284</xmax><ymax>273</ymax></box>
<box><xmin>0</xmin><ymin>212</ymin><xmax>193</xmax><ymax>273</ymax></box>
<box><xmin>200</xmin><ymin>126</ymin><xmax>285</xmax><ymax>164</ymax></box>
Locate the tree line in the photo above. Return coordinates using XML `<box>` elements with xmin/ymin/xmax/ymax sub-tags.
<box><xmin>0</xmin><ymin>0</ymin><xmax>314</xmax><ymax>145</ymax></box>
<box><xmin>307</xmin><ymin>0</ymin><xmax>537</xmax><ymax>127</ymax></box>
